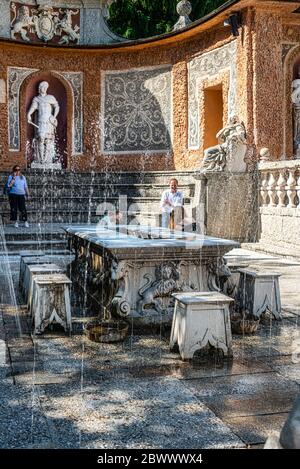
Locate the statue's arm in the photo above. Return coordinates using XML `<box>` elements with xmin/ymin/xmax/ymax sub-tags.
<box><xmin>53</xmin><ymin>99</ymin><xmax>60</xmax><ymax>119</ymax></box>
<box><xmin>27</xmin><ymin>98</ymin><xmax>38</xmax><ymax>123</ymax></box>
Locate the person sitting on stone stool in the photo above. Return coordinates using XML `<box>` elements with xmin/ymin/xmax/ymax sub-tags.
<box><xmin>160</xmin><ymin>178</ymin><xmax>184</xmax><ymax>229</ymax></box>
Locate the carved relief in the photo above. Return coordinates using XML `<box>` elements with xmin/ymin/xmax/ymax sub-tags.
<box><xmin>208</xmin><ymin>258</ymin><xmax>232</xmax><ymax>293</ymax></box>
<box><xmin>10</xmin><ymin>3</ymin><xmax>80</xmax><ymax>45</ymax></box>
<box><xmin>188</xmin><ymin>41</ymin><xmax>237</xmax><ymax>149</ymax></box>
<box><xmin>137</xmin><ymin>262</ymin><xmax>181</xmax><ymax>314</ymax></box>
<box><xmin>8</xmin><ymin>67</ymin><xmax>38</xmax><ymax>151</ymax></box>
<box><xmin>102</xmin><ymin>65</ymin><xmax>172</xmax><ymax>153</ymax></box>
<box><xmin>111</xmin><ymin>260</ymin><xmax>133</xmax><ymax>317</ymax></box>
<box><xmin>56</xmin><ymin>71</ymin><xmax>83</xmax><ymax>154</ymax></box>
<box><xmin>201</xmin><ymin>116</ymin><xmax>247</xmax><ymax>172</ymax></box>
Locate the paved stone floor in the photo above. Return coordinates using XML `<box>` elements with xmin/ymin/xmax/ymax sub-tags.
<box><xmin>0</xmin><ymin>248</ymin><xmax>299</xmax><ymax>449</ymax></box>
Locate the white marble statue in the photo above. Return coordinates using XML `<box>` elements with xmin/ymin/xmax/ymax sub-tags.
<box><xmin>201</xmin><ymin>116</ymin><xmax>247</xmax><ymax>172</ymax></box>
<box><xmin>27</xmin><ymin>81</ymin><xmax>60</xmax><ymax>167</ymax></box>
<box><xmin>291</xmin><ymin>73</ymin><xmax>300</xmax><ymax>157</ymax></box>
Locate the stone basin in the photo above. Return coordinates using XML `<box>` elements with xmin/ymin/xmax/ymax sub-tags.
<box><xmin>64</xmin><ymin>224</ymin><xmax>239</xmax><ymax>327</ymax></box>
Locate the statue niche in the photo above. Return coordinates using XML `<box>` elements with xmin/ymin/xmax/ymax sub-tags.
<box><xmin>25</xmin><ymin>76</ymin><xmax>67</xmax><ymax>169</ymax></box>
<box><xmin>292</xmin><ymin>65</ymin><xmax>300</xmax><ymax>158</ymax></box>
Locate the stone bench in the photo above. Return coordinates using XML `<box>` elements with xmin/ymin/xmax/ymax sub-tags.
<box><xmin>236</xmin><ymin>268</ymin><xmax>282</xmax><ymax>320</ymax></box>
<box><xmin>31</xmin><ymin>274</ymin><xmax>72</xmax><ymax>335</ymax></box>
<box><xmin>170</xmin><ymin>291</ymin><xmax>233</xmax><ymax>360</ymax></box>
<box><xmin>24</xmin><ymin>263</ymin><xmax>64</xmax><ymax>308</ymax></box>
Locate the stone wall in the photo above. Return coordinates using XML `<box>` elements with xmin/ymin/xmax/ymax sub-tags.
<box><xmin>260</xmin><ymin>206</ymin><xmax>300</xmax><ymax>250</ymax></box>
<box><xmin>0</xmin><ymin>23</ymin><xmax>243</xmax><ymax>172</ymax></box>
<box><xmin>1</xmin><ymin>1</ymin><xmax>298</xmax><ymax>173</ymax></box>
<box><xmin>204</xmin><ymin>172</ymin><xmax>259</xmax><ymax>243</ymax></box>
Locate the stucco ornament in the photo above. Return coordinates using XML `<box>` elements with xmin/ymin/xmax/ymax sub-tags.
<box><xmin>201</xmin><ymin>116</ymin><xmax>247</xmax><ymax>172</ymax></box>
<box><xmin>10</xmin><ymin>3</ymin><xmax>80</xmax><ymax>44</ymax></box>
<box><xmin>57</xmin><ymin>9</ymin><xmax>80</xmax><ymax>45</ymax></box>
<box><xmin>291</xmin><ymin>74</ymin><xmax>300</xmax><ymax>157</ymax></box>
<box><xmin>137</xmin><ymin>262</ymin><xmax>181</xmax><ymax>314</ymax></box>
<box><xmin>10</xmin><ymin>4</ymin><xmax>34</xmax><ymax>42</ymax></box>
<box><xmin>32</xmin><ymin>5</ymin><xmax>60</xmax><ymax>42</ymax></box>
<box><xmin>27</xmin><ymin>81</ymin><xmax>60</xmax><ymax>168</ymax></box>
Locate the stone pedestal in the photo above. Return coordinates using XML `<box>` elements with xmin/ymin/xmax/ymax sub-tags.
<box><xmin>170</xmin><ymin>291</ymin><xmax>233</xmax><ymax>360</ymax></box>
<box><xmin>24</xmin><ymin>263</ymin><xmax>64</xmax><ymax>308</ymax></box>
<box><xmin>236</xmin><ymin>268</ymin><xmax>282</xmax><ymax>319</ymax></box>
<box><xmin>31</xmin><ymin>274</ymin><xmax>72</xmax><ymax>335</ymax></box>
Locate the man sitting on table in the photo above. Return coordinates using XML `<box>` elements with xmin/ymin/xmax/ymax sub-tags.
<box><xmin>160</xmin><ymin>178</ymin><xmax>184</xmax><ymax>229</ymax></box>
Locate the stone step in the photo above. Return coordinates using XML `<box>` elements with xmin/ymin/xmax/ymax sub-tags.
<box><xmin>0</xmin><ymin>195</ymin><xmax>192</xmax><ymax>204</ymax></box>
<box><xmin>0</xmin><ymin>185</ymin><xmax>195</xmax><ymax>198</ymax></box>
<box><xmin>4</xmin><ymin>238</ymin><xmax>68</xmax><ymax>251</ymax></box>
<box><xmin>3</xmin><ymin>230</ymin><xmax>65</xmax><ymax>241</ymax></box>
<box><xmin>0</xmin><ymin>170</ymin><xmax>197</xmax><ymax>185</ymax></box>
<box><xmin>1</xmin><ymin>209</ymin><xmax>161</xmax><ymax>224</ymax></box>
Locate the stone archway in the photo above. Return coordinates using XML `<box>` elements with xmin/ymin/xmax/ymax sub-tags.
<box><xmin>25</xmin><ymin>74</ymin><xmax>68</xmax><ymax>168</ymax></box>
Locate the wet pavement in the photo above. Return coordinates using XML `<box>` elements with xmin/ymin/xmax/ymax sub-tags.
<box><xmin>0</xmin><ymin>248</ymin><xmax>299</xmax><ymax>449</ymax></box>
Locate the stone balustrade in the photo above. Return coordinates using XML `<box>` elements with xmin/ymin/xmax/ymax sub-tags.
<box><xmin>258</xmin><ymin>160</ymin><xmax>300</xmax><ymax>209</ymax></box>
<box><xmin>257</xmin><ymin>159</ymin><xmax>300</xmax><ymax>255</ymax></box>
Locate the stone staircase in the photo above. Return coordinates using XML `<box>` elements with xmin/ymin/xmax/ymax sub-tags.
<box><xmin>0</xmin><ymin>170</ymin><xmax>200</xmax><ymax>252</ymax></box>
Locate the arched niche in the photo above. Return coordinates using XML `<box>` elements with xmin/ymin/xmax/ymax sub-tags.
<box><xmin>23</xmin><ymin>73</ymin><xmax>68</xmax><ymax>168</ymax></box>
<box><xmin>283</xmin><ymin>45</ymin><xmax>300</xmax><ymax>158</ymax></box>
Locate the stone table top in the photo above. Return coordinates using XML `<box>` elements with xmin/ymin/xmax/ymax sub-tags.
<box><xmin>27</xmin><ymin>264</ymin><xmax>63</xmax><ymax>273</ymax></box>
<box><xmin>238</xmin><ymin>267</ymin><xmax>282</xmax><ymax>277</ymax></box>
<box><xmin>172</xmin><ymin>291</ymin><xmax>234</xmax><ymax>305</ymax></box>
<box><xmin>63</xmin><ymin>224</ymin><xmax>239</xmax><ymax>259</ymax></box>
<box><xmin>33</xmin><ymin>274</ymin><xmax>72</xmax><ymax>285</ymax></box>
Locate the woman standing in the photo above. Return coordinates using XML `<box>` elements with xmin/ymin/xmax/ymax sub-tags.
<box><xmin>6</xmin><ymin>165</ymin><xmax>30</xmax><ymax>228</ymax></box>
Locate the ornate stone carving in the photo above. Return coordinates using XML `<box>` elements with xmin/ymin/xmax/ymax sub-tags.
<box><xmin>10</xmin><ymin>3</ymin><xmax>80</xmax><ymax>45</ymax></box>
<box><xmin>137</xmin><ymin>262</ymin><xmax>180</xmax><ymax>314</ymax></box>
<box><xmin>188</xmin><ymin>41</ymin><xmax>237</xmax><ymax>149</ymax></box>
<box><xmin>173</xmin><ymin>0</ymin><xmax>192</xmax><ymax>31</ymax></box>
<box><xmin>111</xmin><ymin>259</ymin><xmax>133</xmax><ymax>318</ymax></box>
<box><xmin>102</xmin><ymin>65</ymin><xmax>172</xmax><ymax>153</ymax></box>
<box><xmin>10</xmin><ymin>3</ymin><xmax>34</xmax><ymax>42</ymax></box>
<box><xmin>8</xmin><ymin>66</ymin><xmax>38</xmax><ymax>151</ymax></box>
<box><xmin>56</xmin><ymin>71</ymin><xmax>83</xmax><ymax>154</ymax></box>
<box><xmin>57</xmin><ymin>9</ymin><xmax>80</xmax><ymax>45</ymax></box>
<box><xmin>201</xmin><ymin>116</ymin><xmax>247</xmax><ymax>172</ymax></box>
<box><xmin>27</xmin><ymin>81</ymin><xmax>60</xmax><ymax>168</ymax></box>
<box><xmin>208</xmin><ymin>258</ymin><xmax>232</xmax><ymax>293</ymax></box>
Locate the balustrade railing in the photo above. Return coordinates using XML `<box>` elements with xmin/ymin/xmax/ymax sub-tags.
<box><xmin>258</xmin><ymin>160</ymin><xmax>300</xmax><ymax>209</ymax></box>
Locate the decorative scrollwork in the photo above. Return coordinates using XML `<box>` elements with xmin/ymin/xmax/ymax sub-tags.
<box><xmin>103</xmin><ymin>66</ymin><xmax>172</xmax><ymax>153</ymax></box>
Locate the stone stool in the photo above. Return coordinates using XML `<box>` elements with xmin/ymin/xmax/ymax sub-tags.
<box><xmin>236</xmin><ymin>268</ymin><xmax>282</xmax><ymax>319</ymax></box>
<box><xmin>24</xmin><ymin>263</ymin><xmax>64</xmax><ymax>307</ymax></box>
<box><xmin>170</xmin><ymin>291</ymin><xmax>233</xmax><ymax>360</ymax></box>
<box><xmin>31</xmin><ymin>274</ymin><xmax>72</xmax><ymax>335</ymax></box>
<box><xmin>19</xmin><ymin>254</ymin><xmax>45</xmax><ymax>291</ymax></box>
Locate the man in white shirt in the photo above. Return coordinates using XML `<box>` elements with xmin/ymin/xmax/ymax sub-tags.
<box><xmin>160</xmin><ymin>178</ymin><xmax>184</xmax><ymax>229</ymax></box>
